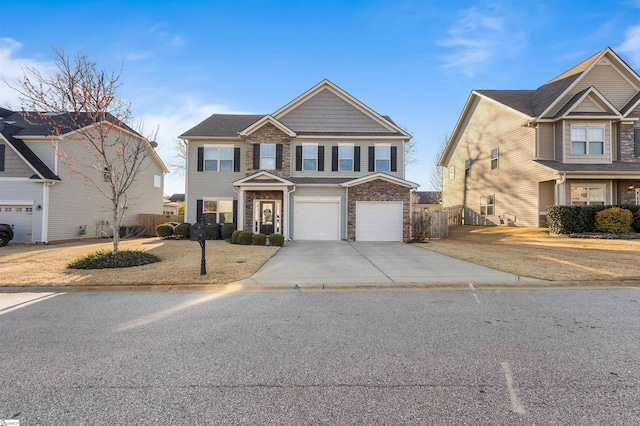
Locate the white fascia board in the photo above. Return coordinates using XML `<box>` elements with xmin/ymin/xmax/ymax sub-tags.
<box><xmin>232</xmin><ymin>171</ymin><xmax>294</xmax><ymax>186</ymax></box>
<box><xmin>181</xmin><ymin>136</ymin><xmax>243</xmax><ymax>142</ymax></box>
<box><xmin>295</xmin><ymin>135</ymin><xmax>408</xmax><ymax>141</ymax></box>
<box><xmin>272</xmin><ymin>80</ymin><xmax>411</xmax><ymax>138</ymax></box>
<box><xmin>622</xmin><ymin>97</ymin><xmax>640</xmax><ymax>119</ymax></box>
<box><xmin>340</xmin><ymin>172</ymin><xmax>419</xmax><ymax>189</ymax></box>
<box><xmin>238</xmin><ymin>115</ymin><xmax>297</xmax><ymax>137</ymax></box>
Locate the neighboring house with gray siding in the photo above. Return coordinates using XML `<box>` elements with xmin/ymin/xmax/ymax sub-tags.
<box><xmin>180</xmin><ymin>80</ymin><xmax>418</xmax><ymax>242</ymax></box>
<box><xmin>440</xmin><ymin>48</ymin><xmax>640</xmax><ymax>227</ymax></box>
<box><xmin>0</xmin><ymin>108</ymin><xmax>168</xmax><ymax>244</ymax></box>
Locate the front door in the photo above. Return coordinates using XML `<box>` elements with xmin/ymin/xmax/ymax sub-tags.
<box><xmin>259</xmin><ymin>201</ymin><xmax>275</xmax><ymax>235</ymax></box>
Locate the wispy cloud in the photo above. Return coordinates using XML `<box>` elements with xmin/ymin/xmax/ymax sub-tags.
<box><xmin>438</xmin><ymin>6</ymin><xmax>524</xmax><ymax>77</ymax></box>
<box><xmin>0</xmin><ymin>38</ymin><xmax>54</xmax><ymax>108</ymax></box>
<box><xmin>118</xmin><ymin>22</ymin><xmax>185</xmax><ymax>62</ymax></box>
<box><xmin>618</xmin><ymin>24</ymin><xmax>640</xmax><ymax>68</ymax></box>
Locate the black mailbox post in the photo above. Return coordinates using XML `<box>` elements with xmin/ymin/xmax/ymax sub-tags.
<box><xmin>197</xmin><ymin>215</ymin><xmax>206</xmax><ymax>275</ymax></box>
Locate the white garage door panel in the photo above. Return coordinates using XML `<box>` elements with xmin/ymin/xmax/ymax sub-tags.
<box><xmin>356</xmin><ymin>202</ymin><xmax>403</xmax><ymax>242</ymax></box>
<box><xmin>294</xmin><ymin>201</ymin><xmax>340</xmax><ymax>240</ymax></box>
<box><xmin>0</xmin><ymin>205</ymin><xmax>33</xmax><ymax>244</ymax></box>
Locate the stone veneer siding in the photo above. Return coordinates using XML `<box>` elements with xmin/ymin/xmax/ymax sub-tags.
<box><xmin>620</xmin><ymin>105</ymin><xmax>640</xmax><ymax>162</ymax></box>
<box><xmin>618</xmin><ymin>180</ymin><xmax>640</xmax><ymax>205</ymax></box>
<box><xmin>243</xmin><ymin>191</ymin><xmax>284</xmax><ymax>233</ymax></box>
<box><xmin>346</xmin><ymin>179</ymin><xmax>411</xmax><ymax>242</ymax></box>
<box><xmin>245</xmin><ymin>123</ymin><xmax>292</xmax><ymax>178</ymax></box>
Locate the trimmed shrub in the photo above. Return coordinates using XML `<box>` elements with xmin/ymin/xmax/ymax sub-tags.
<box><xmin>167</xmin><ymin>222</ymin><xmax>180</xmax><ymax>227</ymax></box>
<box><xmin>634</xmin><ymin>210</ymin><xmax>640</xmax><ymax>233</ymax></box>
<box><xmin>252</xmin><ymin>233</ymin><xmax>267</xmax><ymax>245</ymax></box>
<box><xmin>206</xmin><ymin>223</ymin><xmax>222</xmax><ymax>240</ymax></box>
<box><xmin>174</xmin><ymin>222</ymin><xmax>192</xmax><ymax>239</ymax></box>
<box><xmin>231</xmin><ymin>230</ymin><xmax>242</xmax><ymax>244</ymax></box>
<box><xmin>221</xmin><ymin>223</ymin><xmax>236</xmax><ymax>239</ymax></box>
<box><xmin>237</xmin><ymin>231</ymin><xmax>253</xmax><ymax>245</ymax></box>
<box><xmin>547</xmin><ymin>205</ymin><xmax>603</xmax><ymax>234</ymax></box>
<box><xmin>69</xmin><ymin>249</ymin><xmax>159</xmax><ymax>269</ymax></box>
<box><xmin>595</xmin><ymin>207</ymin><xmax>633</xmax><ymax>234</ymax></box>
<box><xmin>155</xmin><ymin>223</ymin><xmax>174</xmax><ymax>239</ymax></box>
<box><xmin>268</xmin><ymin>233</ymin><xmax>285</xmax><ymax>247</ymax></box>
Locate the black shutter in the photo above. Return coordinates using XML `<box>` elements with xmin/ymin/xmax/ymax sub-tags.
<box><xmin>318</xmin><ymin>146</ymin><xmax>325</xmax><ymax>171</ymax></box>
<box><xmin>233</xmin><ymin>199</ymin><xmax>238</xmax><ymax>225</ymax></box>
<box><xmin>635</xmin><ymin>129</ymin><xmax>640</xmax><ymax>157</ymax></box>
<box><xmin>368</xmin><ymin>146</ymin><xmax>375</xmax><ymax>172</ymax></box>
<box><xmin>296</xmin><ymin>146</ymin><xmax>302</xmax><ymax>171</ymax></box>
<box><xmin>0</xmin><ymin>144</ymin><xmax>5</xmax><ymax>172</ymax></box>
<box><xmin>391</xmin><ymin>146</ymin><xmax>397</xmax><ymax>172</ymax></box>
<box><xmin>276</xmin><ymin>144</ymin><xmax>283</xmax><ymax>170</ymax></box>
<box><xmin>253</xmin><ymin>144</ymin><xmax>260</xmax><ymax>169</ymax></box>
<box><xmin>197</xmin><ymin>147</ymin><xmax>204</xmax><ymax>172</ymax></box>
<box><xmin>332</xmin><ymin>146</ymin><xmax>338</xmax><ymax>171</ymax></box>
<box><xmin>196</xmin><ymin>199</ymin><xmax>203</xmax><ymax>223</ymax></box>
<box><xmin>234</xmin><ymin>147</ymin><xmax>241</xmax><ymax>172</ymax></box>
<box><xmin>354</xmin><ymin>146</ymin><xmax>360</xmax><ymax>172</ymax></box>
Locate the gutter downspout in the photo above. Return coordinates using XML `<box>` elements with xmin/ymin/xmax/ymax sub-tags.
<box><xmin>555</xmin><ymin>173</ymin><xmax>567</xmax><ymax>205</ymax></box>
<box><xmin>285</xmin><ymin>185</ymin><xmax>296</xmax><ymax>241</ymax></box>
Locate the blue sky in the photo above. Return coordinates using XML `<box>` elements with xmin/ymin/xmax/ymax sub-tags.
<box><xmin>1</xmin><ymin>0</ymin><xmax>639</xmax><ymax>195</ymax></box>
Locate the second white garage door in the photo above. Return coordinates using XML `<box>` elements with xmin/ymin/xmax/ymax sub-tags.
<box><xmin>356</xmin><ymin>202</ymin><xmax>403</xmax><ymax>242</ymax></box>
<box><xmin>0</xmin><ymin>205</ymin><xmax>33</xmax><ymax>244</ymax></box>
<box><xmin>294</xmin><ymin>198</ymin><xmax>340</xmax><ymax>240</ymax></box>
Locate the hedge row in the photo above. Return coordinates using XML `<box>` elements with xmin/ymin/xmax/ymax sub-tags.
<box><xmin>229</xmin><ymin>230</ymin><xmax>285</xmax><ymax>246</ymax></box>
<box><xmin>547</xmin><ymin>205</ymin><xmax>640</xmax><ymax>234</ymax></box>
<box><xmin>155</xmin><ymin>222</ymin><xmax>236</xmax><ymax>240</ymax></box>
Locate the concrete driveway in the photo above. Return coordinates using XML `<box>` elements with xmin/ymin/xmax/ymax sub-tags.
<box><xmin>237</xmin><ymin>241</ymin><xmax>540</xmax><ymax>287</ymax></box>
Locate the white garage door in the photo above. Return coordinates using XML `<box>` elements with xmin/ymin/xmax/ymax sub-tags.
<box><xmin>294</xmin><ymin>198</ymin><xmax>340</xmax><ymax>240</ymax></box>
<box><xmin>0</xmin><ymin>205</ymin><xmax>33</xmax><ymax>244</ymax></box>
<box><xmin>356</xmin><ymin>202</ymin><xmax>403</xmax><ymax>242</ymax></box>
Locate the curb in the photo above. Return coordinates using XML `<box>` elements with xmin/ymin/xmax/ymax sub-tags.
<box><xmin>1</xmin><ymin>280</ymin><xmax>639</xmax><ymax>294</ymax></box>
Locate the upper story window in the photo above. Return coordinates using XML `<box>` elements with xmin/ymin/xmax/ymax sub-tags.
<box><xmin>571</xmin><ymin>127</ymin><xmax>604</xmax><ymax>155</ymax></box>
<box><xmin>571</xmin><ymin>185</ymin><xmax>605</xmax><ymax>206</ymax></box>
<box><xmin>205</xmin><ymin>146</ymin><xmax>234</xmax><ymax>171</ymax></box>
<box><xmin>339</xmin><ymin>145</ymin><xmax>354</xmax><ymax>171</ymax></box>
<box><xmin>260</xmin><ymin>144</ymin><xmax>276</xmax><ymax>170</ymax></box>
<box><xmin>375</xmin><ymin>145</ymin><xmax>390</xmax><ymax>171</ymax></box>
<box><xmin>153</xmin><ymin>175</ymin><xmax>161</xmax><ymax>188</ymax></box>
<box><xmin>449</xmin><ymin>166</ymin><xmax>455</xmax><ymax>180</ymax></box>
<box><xmin>491</xmin><ymin>148</ymin><xmax>499</xmax><ymax>169</ymax></box>
<box><xmin>303</xmin><ymin>145</ymin><xmax>317</xmax><ymax>171</ymax></box>
<box><xmin>464</xmin><ymin>159</ymin><xmax>471</xmax><ymax>177</ymax></box>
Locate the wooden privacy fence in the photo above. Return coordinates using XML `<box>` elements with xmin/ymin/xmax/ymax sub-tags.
<box><xmin>412</xmin><ymin>210</ymin><xmax>450</xmax><ymax>239</ymax></box>
<box><xmin>137</xmin><ymin>214</ymin><xmax>184</xmax><ymax>236</ymax></box>
<box><xmin>442</xmin><ymin>205</ymin><xmax>464</xmax><ymax>226</ymax></box>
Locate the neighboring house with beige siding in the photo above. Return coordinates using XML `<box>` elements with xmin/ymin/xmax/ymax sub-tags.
<box><xmin>180</xmin><ymin>80</ymin><xmax>418</xmax><ymax>242</ymax></box>
<box><xmin>440</xmin><ymin>48</ymin><xmax>640</xmax><ymax>227</ymax></box>
<box><xmin>0</xmin><ymin>107</ymin><xmax>168</xmax><ymax>244</ymax></box>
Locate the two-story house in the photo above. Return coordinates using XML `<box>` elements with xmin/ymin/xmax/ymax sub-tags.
<box><xmin>0</xmin><ymin>108</ymin><xmax>168</xmax><ymax>243</ymax></box>
<box><xmin>440</xmin><ymin>48</ymin><xmax>640</xmax><ymax>227</ymax></box>
<box><xmin>180</xmin><ymin>80</ymin><xmax>417</xmax><ymax>241</ymax></box>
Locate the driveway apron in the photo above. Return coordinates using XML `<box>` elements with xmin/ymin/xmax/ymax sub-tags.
<box><xmin>239</xmin><ymin>241</ymin><xmax>539</xmax><ymax>286</ymax></box>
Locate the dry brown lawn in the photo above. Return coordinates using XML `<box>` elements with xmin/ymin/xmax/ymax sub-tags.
<box><xmin>0</xmin><ymin>238</ymin><xmax>278</xmax><ymax>286</ymax></box>
<box><xmin>414</xmin><ymin>226</ymin><xmax>640</xmax><ymax>281</ymax></box>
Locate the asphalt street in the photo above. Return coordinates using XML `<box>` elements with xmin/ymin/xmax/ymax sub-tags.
<box><xmin>1</xmin><ymin>288</ymin><xmax>639</xmax><ymax>425</ymax></box>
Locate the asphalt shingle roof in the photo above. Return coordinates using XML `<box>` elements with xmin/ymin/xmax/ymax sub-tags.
<box><xmin>535</xmin><ymin>160</ymin><xmax>640</xmax><ymax>173</ymax></box>
<box><xmin>0</xmin><ymin>121</ymin><xmax>60</xmax><ymax>180</ymax></box>
<box><xmin>180</xmin><ymin>114</ymin><xmax>265</xmax><ymax>137</ymax></box>
<box><xmin>415</xmin><ymin>191</ymin><xmax>442</xmax><ymax>204</ymax></box>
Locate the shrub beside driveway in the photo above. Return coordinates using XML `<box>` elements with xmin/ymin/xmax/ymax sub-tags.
<box><xmin>0</xmin><ymin>238</ymin><xmax>278</xmax><ymax>286</ymax></box>
<box><xmin>415</xmin><ymin>226</ymin><xmax>640</xmax><ymax>281</ymax></box>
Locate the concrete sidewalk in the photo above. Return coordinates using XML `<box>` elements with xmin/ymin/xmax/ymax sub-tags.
<box><xmin>234</xmin><ymin>241</ymin><xmax>543</xmax><ymax>288</ymax></box>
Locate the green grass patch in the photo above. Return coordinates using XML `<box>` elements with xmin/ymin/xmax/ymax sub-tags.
<box><xmin>68</xmin><ymin>249</ymin><xmax>160</xmax><ymax>270</ymax></box>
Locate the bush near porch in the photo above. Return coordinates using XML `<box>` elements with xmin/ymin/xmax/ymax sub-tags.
<box><xmin>547</xmin><ymin>205</ymin><xmax>640</xmax><ymax>234</ymax></box>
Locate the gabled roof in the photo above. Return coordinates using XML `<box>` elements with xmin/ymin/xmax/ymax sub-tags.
<box><xmin>621</xmin><ymin>91</ymin><xmax>640</xmax><ymax>117</ymax></box>
<box><xmin>0</xmin><ymin>121</ymin><xmax>60</xmax><ymax>180</ymax></box>
<box><xmin>340</xmin><ymin>172</ymin><xmax>419</xmax><ymax>189</ymax></box>
<box><xmin>168</xmin><ymin>193</ymin><xmax>185</xmax><ymax>202</ymax></box>
<box><xmin>232</xmin><ymin>171</ymin><xmax>294</xmax><ymax>186</ymax></box>
<box><xmin>552</xmin><ymin>86</ymin><xmax>620</xmax><ymax>119</ymax></box>
<box><xmin>238</xmin><ymin>115</ymin><xmax>297</xmax><ymax>137</ymax></box>
<box><xmin>180</xmin><ymin>114</ymin><xmax>265</xmax><ymax>138</ymax></box>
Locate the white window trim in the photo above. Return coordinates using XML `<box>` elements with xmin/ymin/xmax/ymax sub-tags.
<box><xmin>260</xmin><ymin>143</ymin><xmax>276</xmax><ymax>170</ymax></box>
<box><xmin>491</xmin><ymin>147</ymin><xmax>499</xmax><ymax>170</ymax></box>
<box><xmin>449</xmin><ymin>166</ymin><xmax>455</xmax><ymax>180</ymax></box>
<box><xmin>153</xmin><ymin>174</ymin><xmax>161</xmax><ymax>188</ymax></box>
<box><xmin>204</xmin><ymin>144</ymin><xmax>235</xmax><ymax>172</ymax></box>
<box><xmin>480</xmin><ymin>194</ymin><xmax>495</xmax><ymax>216</ymax></box>
<box><xmin>339</xmin><ymin>143</ymin><xmax>354</xmax><ymax>172</ymax></box>
<box><xmin>203</xmin><ymin>197</ymin><xmax>234</xmax><ymax>223</ymax></box>
<box><xmin>375</xmin><ymin>144</ymin><xmax>391</xmax><ymax>172</ymax></box>
<box><xmin>570</xmin><ymin>184</ymin><xmax>606</xmax><ymax>206</ymax></box>
<box><xmin>302</xmin><ymin>143</ymin><xmax>318</xmax><ymax>171</ymax></box>
<box><xmin>570</xmin><ymin>124</ymin><xmax>605</xmax><ymax>155</ymax></box>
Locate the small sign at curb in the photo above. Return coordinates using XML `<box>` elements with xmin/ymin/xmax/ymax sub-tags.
<box><xmin>1</xmin><ymin>420</ymin><xmax>20</xmax><ymax>426</ymax></box>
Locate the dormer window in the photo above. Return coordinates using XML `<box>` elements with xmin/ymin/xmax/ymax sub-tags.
<box><xmin>571</xmin><ymin>126</ymin><xmax>604</xmax><ymax>155</ymax></box>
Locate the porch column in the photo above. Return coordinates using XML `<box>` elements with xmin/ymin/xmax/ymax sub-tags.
<box><xmin>282</xmin><ymin>188</ymin><xmax>289</xmax><ymax>240</ymax></box>
<box><xmin>237</xmin><ymin>188</ymin><xmax>245</xmax><ymax>231</ymax></box>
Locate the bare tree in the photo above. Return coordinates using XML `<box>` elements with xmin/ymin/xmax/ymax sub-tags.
<box><xmin>399</xmin><ymin>125</ymin><xmax>418</xmax><ymax>168</ymax></box>
<box><xmin>429</xmin><ymin>134</ymin><xmax>449</xmax><ymax>191</ymax></box>
<box><xmin>9</xmin><ymin>48</ymin><xmax>154</xmax><ymax>252</ymax></box>
<box><xmin>170</xmin><ymin>137</ymin><xmax>187</xmax><ymax>176</ymax></box>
